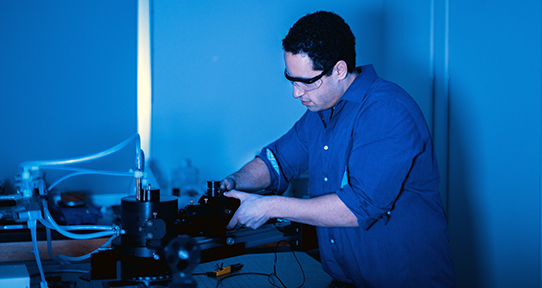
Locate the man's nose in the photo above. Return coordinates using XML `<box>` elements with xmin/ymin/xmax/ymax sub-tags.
<box><xmin>293</xmin><ymin>85</ymin><xmax>305</xmax><ymax>98</ymax></box>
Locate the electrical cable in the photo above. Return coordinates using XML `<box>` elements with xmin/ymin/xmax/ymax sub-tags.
<box><xmin>212</xmin><ymin>240</ymin><xmax>305</xmax><ymax>288</ymax></box>
<box><xmin>267</xmin><ymin>240</ymin><xmax>305</xmax><ymax>288</ymax></box>
<box><xmin>269</xmin><ymin>242</ymin><xmax>288</xmax><ymax>288</ymax></box>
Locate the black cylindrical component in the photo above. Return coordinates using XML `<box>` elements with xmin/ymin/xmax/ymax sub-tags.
<box><xmin>116</xmin><ymin>195</ymin><xmax>178</xmax><ymax>257</ymax></box>
<box><xmin>149</xmin><ymin>189</ymin><xmax>160</xmax><ymax>202</ymax></box>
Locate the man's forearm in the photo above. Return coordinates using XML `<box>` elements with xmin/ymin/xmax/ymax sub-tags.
<box><xmin>227</xmin><ymin>157</ymin><xmax>271</xmax><ymax>192</ymax></box>
<box><xmin>267</xmin><ymin>193</ymin><xmax>359</xmax><ymax>227</ymax></box>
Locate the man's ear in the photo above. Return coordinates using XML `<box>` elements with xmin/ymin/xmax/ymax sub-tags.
<box><xmin>335</xmin><ymin>60</ymin><xmax>348</xmax><ymax>81</ymax></box>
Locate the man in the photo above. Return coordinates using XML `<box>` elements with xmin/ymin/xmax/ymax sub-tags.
<box><xmin>220</xmin><ymin>11</ymin><xmax>455</xmax><ymax>287</ymax></box>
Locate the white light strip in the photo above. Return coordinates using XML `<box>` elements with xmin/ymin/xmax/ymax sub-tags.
<box><xmin>137</xmin><ymin>0</ymin><xmax>152</xmax><ymax>161</ymax></box>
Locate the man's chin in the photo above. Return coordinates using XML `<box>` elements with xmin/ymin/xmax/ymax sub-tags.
<box><xmin>306</xmin><ymin>105</ymin><xmax>322</xmax><ymax>112</ymax></box>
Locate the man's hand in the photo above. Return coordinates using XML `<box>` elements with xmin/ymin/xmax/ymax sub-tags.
<box><xmin>219</xmin><ymin>175</ymin><xmax>236</xmax><ymax>192</ymax></box>
<box><xmin>218</xmin><ymin>158</ymin><xmax>272</xmax><ymax>193</ymax></box>
<box><xmin>223</xmin><ymin>190</ymin><xmax>271</xmax><ymax>230</ymax></box>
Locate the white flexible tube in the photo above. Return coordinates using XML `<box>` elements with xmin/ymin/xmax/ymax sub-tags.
<box><xmin>57</xmin><ymin>234</ymin><xmax>117</xmax><ymax>262</ymax></box>
<box><xmin>57</xmin><ymin>224</ymin><xmax>114</xmax><ymax>231</ymax></box>
<box><xmin>47</xmin><ymin>168</ymin><xmax>135</xmax><ymax>191</ymax></box>
<box><xmin>46</xmin><ymin>227</ymin><xmax>70</xmax><ymax>265</ymax></box>
<box><xmin>44</xmin><ymin>216</ymin><xmax>119</xmax><ymax>264</ymax></box>
<box><xmin>40</xmin><ymin>217</ymin><xmax>116</xmax><ymax>240</ymax></box>
<box><xmin>19</xmin><ymin>133</ymin><xmax>140</xmax><ymax>278</ymax></box>
<box><xmin>28</xmin><ymin>219</ymin><xmax>48</xmax><ymax>288</ymax></box>
<box><xmin>40</xmin><ymin>218</ymin><xmax>113</xmax><ymax>232</ymax></box>
<box><xmin>19</xmin><ymin>133</ymin><xmax>140</xmax><ymax>169</ymax></box>
<box><xmin>40</xmin><ymin>201</ymin><xmax>117</xmax><ymax>240</ymax></box>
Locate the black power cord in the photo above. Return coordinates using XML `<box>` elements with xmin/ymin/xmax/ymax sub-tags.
<box><xmin>214</xmin><ymin>240</ymin><xmax>305</xmax><ymax>288</ymax></box>
<box><xmin>268</xmin><ymin>240</ymin><xmax>305</xmax><ymax>288</ymax></box>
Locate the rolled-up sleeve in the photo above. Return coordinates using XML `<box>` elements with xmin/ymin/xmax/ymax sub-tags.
<box><xmin>336</xmin><ymin>98</ymin><xmax>424</xmax><ymax>230</ymax></box>
<box><xmin>257</xmin><ymin>112</ymin><xmax>311</xmax><ymax>193</ymax></box>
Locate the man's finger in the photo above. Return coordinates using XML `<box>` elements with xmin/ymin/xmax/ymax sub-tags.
<box><xmin>223</xmin><ymin>190</ymin><xmax>246</xmax><ymax>201</ymax></box>
<box><xmin>227</xmin><ymin>217</ymin><xmax>239</xmax><ymax>230</ymax></box>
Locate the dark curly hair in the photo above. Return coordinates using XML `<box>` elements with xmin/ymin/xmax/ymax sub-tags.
<box><xmin>282</xmin><ymin>11</ymin><xmax>356</xmax><ymax>74</ymax></box>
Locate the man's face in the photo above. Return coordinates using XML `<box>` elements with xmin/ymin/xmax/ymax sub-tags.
<box><xmin>284</xmin><ymin>52</ymin><xmax>340</xmax><ymax>112</ymax></box>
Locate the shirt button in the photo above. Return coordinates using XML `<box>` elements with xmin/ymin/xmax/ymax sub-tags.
<box><xmin>324</xmin><ymin>177</ymin><xmax>328</xmax><ymax>182</ymax></box>
<box><xmin>324</xmin><ymin>145</ymin><xmax>329</xmax><ymax>150</ymax></box>
<box><xmin>330</xmin><ymin>239</ymin><xmax>335</xmax><ymax>244</ymax></box>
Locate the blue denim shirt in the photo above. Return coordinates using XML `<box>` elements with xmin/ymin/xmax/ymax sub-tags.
<box><xmin>258</xmin><ymin>65</ymin><xmax>455</xmax><ymax>287</ymax></box>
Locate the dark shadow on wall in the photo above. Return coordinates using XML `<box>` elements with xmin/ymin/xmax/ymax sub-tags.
<box><xmin>447</xmin><ymin>87</ymin><xmax>482</xmax><ymax>288</ymax></box>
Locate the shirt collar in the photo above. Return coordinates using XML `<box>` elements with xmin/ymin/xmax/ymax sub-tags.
<box><xmin>339</xmin><ymin>65</ymin><xmax>378</xmax><ymax>104</ymax></box>
<box><xmin>316</xmin><ymin>65</ymin><xmax>378</xmax><ymax>124</ymax></box>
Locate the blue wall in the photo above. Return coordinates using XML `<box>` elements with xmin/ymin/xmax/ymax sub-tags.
<box><xmin>150</xmin><ymin>0</ymin><xmax>436</xmax><ymax>196</ymax></box>
<box><xmin>0</xmin><ymin>1</ymin><xmax>137</xmax><ymax>203</ymax></box>
<box><xmin>447</xmin><ymin>1</ymin><xmax>542</xmax><ymax>287</ymax></box>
